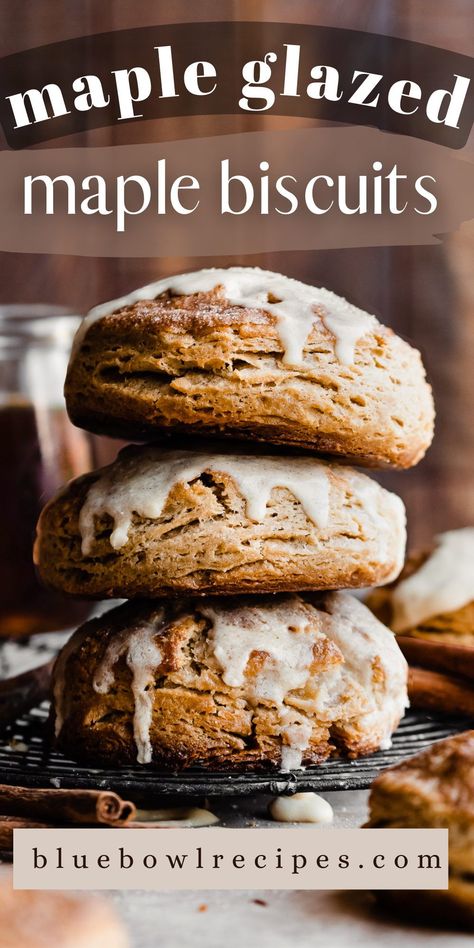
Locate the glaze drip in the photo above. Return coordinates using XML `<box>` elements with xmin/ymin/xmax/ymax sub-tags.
<box><xmin>201</xmin><ymin>596</ymin><xmax>322</xmax><ymax>770</ymax></box>
<box><xmin>79</xmin><ymin>266</ymin><xmax>377</xmax><ymax>366</ymax></box>
<box><xmin>279</xmin><ymin>709</ymin><xmax>314</xmax><ymax>772</ymax></box>
<box><xmin>200</xmin><ymin>592</ymin><xmax>408</xmax><ymax>770</ymax></box>
<box><xmin>93</xmin><ymin>617</ymin><xmax>164</xmax><ymax>764</ymax></box>
<box><xmin>78</xmin><ymin>448</ymin><xmax>331</xmax><ymax>555</ymax></box>
<box><xmin>317</xmin><ymin>592</ymin><xmax>409</xmax><ymax>745</ymax></box>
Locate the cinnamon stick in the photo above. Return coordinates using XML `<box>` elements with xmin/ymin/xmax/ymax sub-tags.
<box><xmin>408</xmin><ymin>666</ymin><xmax>474</xmax><ymax>716</ymax></box>
<box><xmin>0</xmin><ymin>660</ymin><xmax>53</xmax><ymax>727</ymax></box>
<box><xmin>0</xmin><ymin>785</ymin><xmax>136</xmax><ymax>826</ymax></box>
<box><xmin>399</xmin><ymin>636</ymin><xmax>474</xmax><ymax>682</ymax></box>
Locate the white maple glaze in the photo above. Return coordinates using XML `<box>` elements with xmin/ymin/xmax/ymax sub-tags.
<box><xmin>201</xmin><ymin>592</ymin><xmax>408</xmax><ymax>770</ymax></box>
<box><xmin>279</xmin><ymin>710</ymin><xmax>314</xmax><ymax>772</ymax></box>
<box><xmin>78</xmin><ymin>448</ymin><xmax>332</xmax><ymax>555</ymax></box>
<box><xmin>93</xmin><ymin>617</ymin><xmax>164</xmax><ymax>765</ymax></box>
<box><xmin>317</xmin><ymin>592</ymin><xmax>409</xmax><ymax>744</ymax></box>
<box><xmin>390</xmin><ymin>527</ymin><xmax>474</xmax><ymax>633</ymax></box>
<box><xmin>343</xmin><ymin>469</ymin><xmax>406</xmax><ymax>584</ymax></box>
<box><xmin>77</xmin><ymin>447</ymin><xmax>405</xmax><ymax>575</ymax></box>
<box><xmin>201</xmin><ymin>597</ymin><xmax>321</xmax><ymax>772</ymax></box>
<box><xmin>133</xmin><ymin>806</ymin><xmax>219</xmax><ymax>827</ymax></box>
<box><xmin>202</xmin><ymin>596</ymin><xmax>321</xmax><ymax>770</ymax></box>
<box><xmin>269</xmin><ymin>792</ymin><xmax>334</xmax><ymax>823</ymax></box>
<box><xmin>76</xmin><ymin>266</ymin><xmax>377</xmax><ymax>366</ymax></box>
<box><xmin>201</xmin><ymin>597</ymin><xmax>320</xmax><ymax>701</ymax></box>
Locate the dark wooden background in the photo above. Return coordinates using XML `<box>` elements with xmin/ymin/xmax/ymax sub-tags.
<box><xmin>0</xmin><ymin>0</ymin><xmax>472</xmax><ymax>550</ymax></box>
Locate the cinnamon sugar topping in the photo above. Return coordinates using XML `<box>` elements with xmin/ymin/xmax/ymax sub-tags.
<box><xmin>79</xmin><ymin>266</ymin><xmax>377</xmax><ymax>366</ymax></box>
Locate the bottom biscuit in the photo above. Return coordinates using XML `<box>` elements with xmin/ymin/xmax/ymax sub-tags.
<box><xmin>52</xmin><ymin>591</ymin><xmax>408</xmax><ymax>771</ymax></box>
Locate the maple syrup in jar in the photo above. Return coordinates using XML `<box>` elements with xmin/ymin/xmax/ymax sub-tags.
<box><xmin>0</xmin><ymin>306</ymin><xmax>94</xmax><ymax>636</ymax></box>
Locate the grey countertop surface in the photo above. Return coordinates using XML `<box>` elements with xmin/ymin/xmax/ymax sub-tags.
<box><xmin>112</xmin><ymin>885</ymin><xmax>471</xmax><ymax>948</ymax></box>
<box><xmin>108</xmin><ymin>790</ymin><xmax>468</xmax><ymax>948</ymax></box>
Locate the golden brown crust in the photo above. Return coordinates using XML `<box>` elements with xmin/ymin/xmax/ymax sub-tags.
<box><xmin>367</xmin><ymin>550</ymin><xmax>474</xmax><ymax>646</ymax></box>
<box><xmin>367</xmin><ymin>731</ymin><xmax>474</xmax><ymax>931</ymax></box>
<box><xmin>368</xmin><ymin>731</ymin><xmax>474</xmax><ymax>839</ymax></box>
<box><xmin>65</xmin><ymin>288</ymin><xmax>434</xmax><ymax>468</ymax></box>
<box><xmin>52</xmin><ymin>593</ymin><xmax>407</xmax><ymax>771</ymax></box>
<box><xmin>35</xmin><ymin>449</ymin><xmax>405</xmax><ymax>600</ymax></box>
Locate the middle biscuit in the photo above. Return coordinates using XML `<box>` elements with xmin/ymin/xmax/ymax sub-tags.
<box><xmin>35</xmin><ymin>446</ymin><xmax>406</xmax><ymax>599</ymax></box>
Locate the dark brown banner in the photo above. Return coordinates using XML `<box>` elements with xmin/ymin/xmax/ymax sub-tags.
<box><xmin>0</xmin><ymin>22</ymin><xmax>472</xmax><ymax>149</ymax></box>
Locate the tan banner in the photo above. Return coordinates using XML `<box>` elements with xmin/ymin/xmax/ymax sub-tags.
<box><xmin>1</xmin><ymin>126</ymin><xmax>473</xmax><ymax>256</ymax></box>
<box><xmin>14</xmin><ymin>827</ymin><xmax>448</xmax><ymax>891</ymax></box>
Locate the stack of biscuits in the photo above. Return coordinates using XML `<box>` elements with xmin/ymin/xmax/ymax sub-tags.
<box><xmin>35</xmin><ymin>268</ymin><xmax>435</xmax><ymax>772</ymax></box>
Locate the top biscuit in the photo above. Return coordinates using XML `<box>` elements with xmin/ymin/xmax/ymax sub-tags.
<box><xmin>66</xmin><ymin>267</ymin><xmax>435</xmax><ymax>468</ymax></box>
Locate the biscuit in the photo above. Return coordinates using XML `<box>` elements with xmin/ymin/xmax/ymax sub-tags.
<box><xmin>367</xmin><ymin>528</ymin><xmax>474</xmax><ymax>647</ymax></box>
<box><xmin>35</xmin><ymin>445</ymin><xmax>406</xmax><ymax>600</ymax></box>
<box><xmin>65</xmin><ymin>268</ymin><xmax>435</xmax><ymax>469</ymax></box>
<box><xmin>52</xmin><ymin>591</ymin><xmax>408</xmax><ymax>771</ymax></box>
<box><xmin>366</xmin><ymin>730</ymin><xmax>474</xmax><ymax>930</ymax></box>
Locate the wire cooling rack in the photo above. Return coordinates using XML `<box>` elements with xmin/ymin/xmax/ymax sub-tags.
<box><xmin>0</xmin><ymin>704</ymin><xmax>470</xmax><ymax>798</ymax></box>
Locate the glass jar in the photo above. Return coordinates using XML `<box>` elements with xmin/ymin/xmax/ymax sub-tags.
<box><xmin>0</xmin><ymin>306</ymin><xmax>94</xmax><ymax>637</ymax></box>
